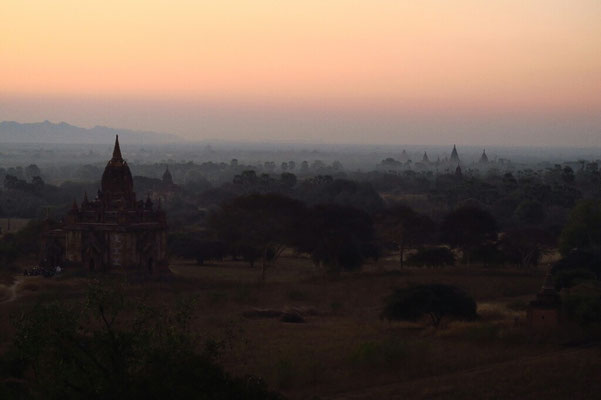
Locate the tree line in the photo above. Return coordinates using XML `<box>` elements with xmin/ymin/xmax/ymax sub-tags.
<box><xmin>169</xmin><ymin>192</ymin><xmax>566</xmax><ymax>279</ymax></box>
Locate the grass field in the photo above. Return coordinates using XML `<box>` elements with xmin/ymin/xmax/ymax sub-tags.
<box><xmin>1</xmin><ymin>255</ymin><xmax>600</xmax><ymax>399</ymax></box>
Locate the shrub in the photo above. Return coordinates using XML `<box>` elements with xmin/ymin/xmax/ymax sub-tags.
<box><xmin>381</xmin><ymin>284</ymin><xmax>477</xmax><ymax>327</ymax></box>
<box><xmin>563</xmin><ymin>294</ymin><xmax>601</xmax><ymax>325</ymax></box>
<box><xmin>559</xmin><ymin>200</ymin><xmax>601</xmax><ymax>256</ymax></box>
<box><xmin>552</xmin><ymin>247</ymin><xmax>601</xmax><ymax>289</ymax></box>
<box><xmin>0</xmin><ymin>282</ymin><xmax>282</xmax><ymax>399</ymax></box>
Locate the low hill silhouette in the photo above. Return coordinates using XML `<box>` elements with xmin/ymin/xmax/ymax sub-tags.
<box><xmin>0</xmin><ymin>120</ymin><xmax>181</xmax><ymax>144</ymax></box>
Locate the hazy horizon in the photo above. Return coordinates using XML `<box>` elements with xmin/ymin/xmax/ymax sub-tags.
<box><xmin>2</xmin><ymin>1</ymin><xmax>600</xmax><ymax>147</ymax></box>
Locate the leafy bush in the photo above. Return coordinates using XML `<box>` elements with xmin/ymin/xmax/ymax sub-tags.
<box><xmin>406</xmin><ymin>247</ymin><xmax>455</xmax><ymax>267</ymax></box>
<box><xmin>381</xmin><ymin>284</ymin><xmax>477</xmax><ymax>327</ymax></box>
<box><xmin>559</xmin><ymin>200</ymin><xmax>601</xmax><ymax>256</ymax></box>
<box><xmin>562</xmin><ymin>294</ymin><xmax>601</xmax><ymax>325</ymax></box>
<box><xmin>0</xmin><ymin>281</ymin><xmax>282</xmax><ymax>400</ymax></box>
<box><xmin>552</xmin><ymin>247</ymin><xmax>601</xmax><ymax>289</ymax></box>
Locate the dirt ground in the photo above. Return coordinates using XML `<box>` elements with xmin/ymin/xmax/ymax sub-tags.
<box><xmin>1</xmin><ymin>255</ymin><xmax>600</xmax><ymax>399</ymax></box>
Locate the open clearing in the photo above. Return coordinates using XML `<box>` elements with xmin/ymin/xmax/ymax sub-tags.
<box><xmin>1</xmin><ymin>256</ymin><xmax>599</xmax><ymax>399</ymax></box>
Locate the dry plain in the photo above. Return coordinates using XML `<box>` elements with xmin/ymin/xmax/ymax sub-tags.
<box><xmin>1</xmin><ymin>255</ymin><xmax>600</xmax><ymax>399</ymax></box>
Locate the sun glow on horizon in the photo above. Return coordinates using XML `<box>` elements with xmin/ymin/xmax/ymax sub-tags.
<box><xmin>1</xmin><ymin>1</ymin><xmax>601</xmax><ymax>145</ymax></box>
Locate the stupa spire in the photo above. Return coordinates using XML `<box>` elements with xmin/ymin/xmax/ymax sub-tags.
<box><xmin>112</xmin><ymin>135</ymin><xmax>123</xmax><ymax>160</ymax></box>
<box><xmin>450</xmin><ymin>144</ymin><xmax>460</xmax><ymax>163</ymax></box>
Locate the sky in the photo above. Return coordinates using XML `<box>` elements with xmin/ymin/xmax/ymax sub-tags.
<box><xmin>1</xmin><ymin>1</ymin><xmax>600</xmax><ymax>146</ymax></box>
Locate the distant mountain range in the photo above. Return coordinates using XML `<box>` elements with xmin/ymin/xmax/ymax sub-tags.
<box><xmin>0</xmin><ymin>121</ymin><xmax>182</xmax><ymax>144</ymax></box>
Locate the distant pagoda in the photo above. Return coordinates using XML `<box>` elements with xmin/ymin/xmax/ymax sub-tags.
<box><xmin>450</xmin><ymin>145</ymin><xmax>460</xmax><ymax>164</ymax></box>
<box><xmin>455</xmin><ymin>164</ymin><xmax>462</xmax><ymax>177</ymax></box>
<box><xmin>479</xmin><ymin>149</ymin><xmax>489</xmax><ymax>164</ymax></box>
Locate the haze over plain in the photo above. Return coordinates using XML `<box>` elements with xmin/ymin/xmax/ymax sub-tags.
<box><xmin>1</xmin><ymin>1</ymin><xmax>600</xmax><ymax>146</ymax></box>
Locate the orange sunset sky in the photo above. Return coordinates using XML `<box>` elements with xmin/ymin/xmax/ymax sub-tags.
<box><xmin>1</xmin><ymin>1</ymin><xmax>600</xmax><ymax>146</ymax></box>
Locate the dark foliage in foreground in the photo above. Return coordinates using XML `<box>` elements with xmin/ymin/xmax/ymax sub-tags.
<box><xmin>552</xmin><ymin>200</ymin><xmax>601</xmax><ymax>290</ymax></box>
<box><xmin>381</xmin><ymin>284</ymin><xmax>477</xmax><ymax>327</ymax></box>
<box><xmin>0</xmin><ymin>282</ymin><xmax>283</xmax><ymax>400</ymax></box>
<box><xmin>559</xmin><ymin>200</ymin><xmax>601</xmax><ymax>256</ymax></box>
<box><xmin>562</xmin><ymin>293</ymin><xmax>601</xmax><ymax>325</ymax></box>
<box><xmin>552</xmin><ymin>247</ymin><xmax>601</xmax><ymax>290</ymax></box>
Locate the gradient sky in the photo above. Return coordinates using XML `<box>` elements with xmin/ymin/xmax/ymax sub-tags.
<box><xmin>2</xmin><ymin>1</ymin><xmax>601</xmax><ymax>146</ymax></box>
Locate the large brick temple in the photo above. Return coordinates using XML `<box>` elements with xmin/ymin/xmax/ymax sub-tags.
<box><xmin>41</xmin><ymin>136</ymin><xmax>168</xmax><ymax>273</ymax></box>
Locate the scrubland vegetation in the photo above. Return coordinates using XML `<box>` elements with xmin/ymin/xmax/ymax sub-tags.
<box><xmin>1</xmin><ymin>153</ymin><xmax>601</xmax><ymax>398</ymax></box>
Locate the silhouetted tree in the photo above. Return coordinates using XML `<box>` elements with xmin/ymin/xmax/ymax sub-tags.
<box><xmin>514</xmin><ymin>199</ymin><xmax>545</xmax><ymax>225</ymax></box>
<box><xmin>208</xmin><ymin>193</ymin><xmax>306</xmax><ymax>280</ymax></box>
<box><xmin>0</xmin><ymin>282</ymin><xmax>282</xmax><ymax>399</ymax></box>
<box><xmin>280</xmin><ymin>172</ymin><xmax>297</xmax><ymax>188</ymax></box>
<box><xmin>376</xmin><ymin>204</ymin><xmax>436</xmax><ymax>267</ymax></box>
<box><xmin>295</xmin><ymin>203</ymin><xmax>374</xmax><ymax>274</ymax></box>
<box><xmin>552</xmin><ymin>247</ymin><xmax>601</xmax><ymax>289</ymax></box>
<box><xmin>25</xmin><ymin>164</ymin><xmax>41</xmax><ymax>180</ymax></box>
<box><xmin>559</xmin><ymin>200</ymin><xmax>601</xmax><ymax>256</ymax></box>
<box><xmin>406</xmin><ymin>247</ymin><xmax>455</xmax><ymax>268</ymax></box>
<box><xmin>381</xmin><ymin>284</ymin><xmax>477</xmax><ymax>327</ymax></box>
<box><xmin>499</xmin><ymin>227</ymin><xmax>555</xmax><ymax>268</ymax></box>
<box><xmin>440</xmin><ymin>206</ymin><xmax>498</xmax><ymax>264</ymax></box>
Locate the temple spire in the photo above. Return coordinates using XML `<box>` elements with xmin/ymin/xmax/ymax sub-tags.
<box><xmin>450</xmin><ymin>144</ymin><xmax>460</xmax><ymax>163</ymax></box>
<box><xmin>112</xmin><ymin>135</ymin><xmax>123</xmax><ymax>160</ymax></box>
<box><xmin>479</xmin><ymin>148</ymin><xmax>489</xmax><ymax>164</ymax></box>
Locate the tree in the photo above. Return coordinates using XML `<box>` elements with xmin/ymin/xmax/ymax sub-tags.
<box><xmin>440</xmin><ymin>206</ymin><xmax>498</xmax><ymax>264</ymax></box>
<box><xmin>168</xmin><ymin>232</ymin><xmax>226</xmax><ymax>265</ymax></box>
<box><xmin>280</xmin><ymin>172</ymin><xmax>297</xmax><ymax>188</ymax></box>
<box><xmin>381</xmin><ymin>284</ymin><xmax>477</xmax><ymax>327</ymax></box>
<box><xmin>499</xmin><ymin>227</ymin><xmax>555</xmax><ymax>268</ymax></box>
<box><xmin>406</xmin><ymin>247</ymin><xmax>455</xmax><ymax>268</ymax></box>
<box><xmin>208</xmin><ymin>193</ymin><xmax>306</xmax><ymax>280</ymax></box>
<box><xmin>4</xmin><ymin>174</ymin><xmax>25</xmax><ymax>190</ymax></box>
<box><xmin>31</xmin><ymin>176</ymin><xmax>45</xmax><ymax>191</ymax></box>
<box><xmin>514</xmin><ymin>199</ymin><xmax>545</xmax><ymax>225</ymax></box>
<box><xmin>1</xmin><ymin>282</ymin><xmax>282</xmax><ymax>399</ymax></box>
<box><xmin>233</xmin><ymin>170</ymin><xmax>258</xmax><ymax>186</ymax></box>
<box><xmin>295</xmin><ymin>203</ymin><xmax>375</xmax><ymax>274</ymax></box>
<box><xmin>552</xmin><ymin>247</ymin><xmax>601</xmax><ymax>289</ymax></box>
<box><xmin>25</xmin><ymin>164</ymin><xmax>41</xmax><ymax>180</ymax></box>
<box><xmin>559</xmin><ymin>200</ymin><xmax>601</xmax><ymax>256</ymax></box>
<box><xmin>376</xmin><ymin>205</ymin><xmax>436</xmax><ymax>267</ymax></box>
<box><xmin>298</xmin><ymin>178</ymin><xmax>384</xmax><ymax>214</ymax></box>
